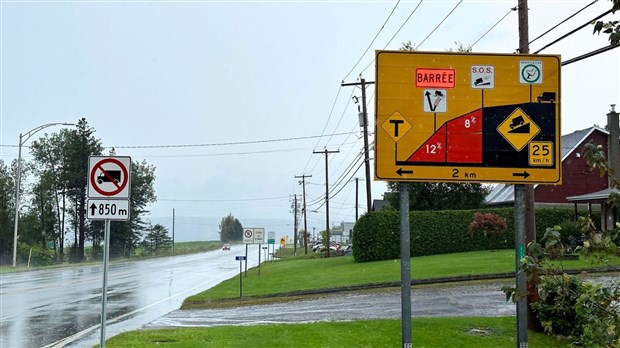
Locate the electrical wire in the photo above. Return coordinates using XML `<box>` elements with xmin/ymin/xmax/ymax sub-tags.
<box><xmin>534</xmin><ymin>8</ymin><xmax>613</xmax><ymax>54</ymax></box>
<box><xmin>518</xmin><ymin>0</ymin><xmax>599</xmax><ymax>52</ymax></box>
<box><xmin>415</xmin><ymin>0</ymin><xmax>463</xmax><ymax>50</ymax></box>
<box><xmin>360</xmin><ymin>0</ymin><xmax>425</xmax><ymax>76</ymax></box>
<box><xmin>301</xmin><ymin>86</ymin><xmax>343</xmax><ymax>174</ymax></box>
<box><xmin>105</xmin><ymin>132</ymin><xmax>355</xmax><ymax>149</ymax></box>
<box><xmin>561</xmin><ymin>42</ymin><xmax>620</xmax><ymax>66</ymax></box>
<box><xmin>158</xmin><ymin>196</ymin><xmax>289</xmax><ymax>203</ymax></box>
<box><xmin>469</xmin><ymin>6</ymin><xmax>516</xmax><ymax>50</ymax></box>
<box><xmin>133</xmin><ymin>142</ymin><xmax>361</xmax><ymax>159</ymax></box>
<box><xmin>342</xmin><ymin>0</ymin><xmax>401</xmax><ymax>82</ymax></box>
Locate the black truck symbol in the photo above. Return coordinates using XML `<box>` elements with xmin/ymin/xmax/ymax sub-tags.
<box><xmin>509</xmin><ymin>116</ymin><xmax>525</xmax><ymax>129</ymax></box>
<box><xmin>97</xmin><ymin>170</ymin><xmax>121</xmax><ymax>184</ymax></box>
<box><xmin>537</xmin><ymin>92</ymin><xmax>556</xmax><ymax>103</ymax></box>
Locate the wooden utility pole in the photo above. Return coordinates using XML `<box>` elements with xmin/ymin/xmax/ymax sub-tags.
<box><xmin>518</xmin><ymin>0</ymin><xmax>542</xmax><ymax>335</ymax></box>
<box><xmin>355</xmin><ymin>177</ymin><xmax>360</xmax><ymax>221</ymax></box>
<box><xmin>293</xmin><ymin>194</ymin><xmax>298</xmax><ymax>255</ymax></box>
<box><xmin>342</xmin><ymin>78</ymin><xmax>375</xmax><ymax>213</ymax></box>
<box><xmin>295</xmin><ymin>174</ymin><xmax>312</xmax><ymax>254</ymax></box>
<box><xmin>313</xmin><ymin>149</ymin><xmax>339</xmax><ymax>257</ymax></box>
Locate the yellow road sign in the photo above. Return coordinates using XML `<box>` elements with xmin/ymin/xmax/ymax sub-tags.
<box><xmin>374</xmin><ymin>51</ymin><xmax>561</xmax><ymax>184</ymax></box>
<box><xmin>497</xmin><ymin>108</ymin><xmax>541</xmax><ymax>152</ymax></box>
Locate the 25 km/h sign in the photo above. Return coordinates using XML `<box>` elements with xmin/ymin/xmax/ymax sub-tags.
<box><xmin>375</xmin><ymin>51</ymin><xmax>561</xmax><ymax>184</ymax></box>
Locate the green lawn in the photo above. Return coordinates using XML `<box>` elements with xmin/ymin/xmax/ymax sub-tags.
<box><xmin>183</xmin><ymin>249</ymin><xmax>619</xmax><ymax>307</ymax></box>
<box><xmin>103</xmin><ymin>317</ymin><xmax>568</xmax><ymax>348</ymax></box>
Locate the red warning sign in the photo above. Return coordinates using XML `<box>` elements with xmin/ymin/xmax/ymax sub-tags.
<box><xmin>88</xmin><ymin>156</ymin><xmax>131</xmax><ymax>199</ymax></box>
<box><xmin>415</xmin><ymin>68</ymin><xmax>456</xmax><ymax>88</ymax></box>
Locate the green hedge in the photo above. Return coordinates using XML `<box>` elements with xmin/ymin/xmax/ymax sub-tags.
<box><xmin>352</xmin><ymin>208</ymin><xmax>598</xmax><ymax>262</ymax></box>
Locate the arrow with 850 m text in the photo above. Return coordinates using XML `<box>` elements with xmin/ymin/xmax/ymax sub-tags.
<box><xmin>87</xmin><ymin>199</ymin><xmax>130</xmax><ymax>221</ymax></box>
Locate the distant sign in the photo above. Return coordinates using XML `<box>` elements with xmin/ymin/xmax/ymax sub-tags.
<box><xmin>243</xmin><ymin>228</ymin><xmax>265</xmax><ymax>244</ymax></box>
<box><xmin>235</xmin><ymin>255</ymin><xmax>246</xmax><ymax>261</ymax></box>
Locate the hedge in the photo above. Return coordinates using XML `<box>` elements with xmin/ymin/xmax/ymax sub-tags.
<box><xmin>352</xmin><ymin>208</ymin><xmax>599</xmax><ymax>262</ymax></box>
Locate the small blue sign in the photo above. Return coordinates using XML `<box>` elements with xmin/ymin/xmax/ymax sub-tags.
<box><xmin>235</xmin><ymin>256</ymin><xmax>247</xmax><ymax>261</ymax></box>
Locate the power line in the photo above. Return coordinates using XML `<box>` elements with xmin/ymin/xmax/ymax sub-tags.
<box><xmin>469</xmin><ymin>6</ymin><xmax>516</xmax><ymax>50</ymax></box>
<box><xmin>561</xmin><ymin>42</ymin><xmax>620</xmax><ymax>66</ymax></box>
<box><xmin>134</xmin><ymin>142</ymin><xmax>361</xmax><ymax>159</ymax></box>
<box><xmin>534</xmin><ymin>8</ymin><xmax>613</xmax><ymax>54</ymax></box>
<box><xmin>111</xmin><ymin>132</ymin><xmax>355</xmax><ymax>149</ymax></box>
<box><xmin>360</xmin><ymin>0</ymin><xmax>425</xmax><ymax>75</ymax></box>
<box><xmin>302</xmin><ymin>86</ymin><xmax>342</xmax><ymax>174</ymax></box>
<box><xmin>415</xmin><ymin>0</ymin><xmax>463</xmax><ymax>50</ymax></box>
<box><xmin>158</xmin><ymin>196</ymin><xmax>288</xmax><ymax>203</ymax></box>
<box><xmin>518</xmin><ymin>0</ymin><xmax>599</xmax><ymax>52</ymax></box>
<box><xmin>342</xmin><ymin>0</ymin><xmax>401</xmax><ymax>82</ymax></box>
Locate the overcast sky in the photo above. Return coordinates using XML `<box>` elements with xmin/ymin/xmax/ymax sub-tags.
<box><xmin>1</xmin><ymin>0</ymin><xmax>618</xmax><ymax>242</ymax></box>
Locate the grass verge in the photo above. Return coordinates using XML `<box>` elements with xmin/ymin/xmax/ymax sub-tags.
<box><xmin>103</xmin><ymin>316</ymin><xmax>568</xmax><ymax>348</ymax></box>
<box><xmin>183</xmin><ymin>249</ymin><xmax>619</xmax><ymax>309</ymax></box>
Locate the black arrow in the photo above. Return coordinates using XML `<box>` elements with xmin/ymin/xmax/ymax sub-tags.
<box><xmin>513</xmin><ymin>171</ymin><xmax>530</xmax><ymax>179</ymax></box>
<box><xmin>425</xmin><ymin>91</ymin><xmax>435</xmax><ymax>111</ymax></box>
<box><xmin>89</xmin><ymin>203</ymin><xmax>97</xmax><ymax>215</ymax></box>
<box><xmin>396</xmin><ymin>168</ymin><xmax>413</xmax><ymax>176</ymax></box>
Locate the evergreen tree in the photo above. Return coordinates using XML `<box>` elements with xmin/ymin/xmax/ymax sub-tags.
<box><xmin>219</xmin><ymin>214</ymin><xmax>243</xmax><ymax>242</ymax></box>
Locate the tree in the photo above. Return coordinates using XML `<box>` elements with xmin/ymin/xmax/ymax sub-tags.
<box><xmin>31</xmin><ymin>118</ymin><xmax>104</xmax><ymax>262</ymax></box>
<box><xmin>593</xmin><ymin>0</ymin><xmax>620</xmax><ymax>45</ymax></box>
<box><xmin>219</xmin><ymin>214</ymin><xmax>242</xmax><ymax>243</ymax></box>
<box><xmin>142</xmin><ymin>224</ymin><xmax>172</xmax><ymax>254</ymax></box>
<box><xmin>102</xmin><ymin>159</ymin><xmax>157</xmax><ymax>258</ymax></box>
<box><xmin>0</xmin><ymin>160</ymin><xmax>15</xmax><ymax>262</ymax></box>
<box><xmin>385</xmin><ymin>181</ymin><xmax>490</xmax><ymax>211</ymax></box>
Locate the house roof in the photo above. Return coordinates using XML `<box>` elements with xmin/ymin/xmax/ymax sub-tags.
<box><xmin>485</xmin><ymin>126</ymin><xmax>607</xmax><ymax>205</ymax></box>
<box><xmin>566</xmin><ymin>188</ymin><xmax>619</xmax><ymax>203</ymax></box>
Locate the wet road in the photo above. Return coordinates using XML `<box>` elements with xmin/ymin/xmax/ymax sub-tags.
<box><xmin>0</xmin><ymin>244</ymin><xmax>258</xmax><ymax>348</ymax></box>
<box><xmin>147</xmin><ymin>281</ymin><xmax>515</xmax><ymax>328</ymax></box>
<box><xmin>147</xmin><ymin>275</ymin><xmax>618</xmax><ymax>329</ymax></box>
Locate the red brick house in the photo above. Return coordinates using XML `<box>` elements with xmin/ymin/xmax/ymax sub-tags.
<box><xmin>485</xmin><ymin>125</ymin><xmax>618</xmax><ymax>228</ymax></box>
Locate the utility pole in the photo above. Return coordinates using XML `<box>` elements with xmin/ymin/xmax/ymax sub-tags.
<box><xmin>517</xmin><ymin>0</ymin><xmax>533</xmax><ymax>345</ymax></box>
<box><xmin>519</xmin><ymin>0</ymin><xmax>541</xmax><ymax>334</ymax></box>
<box><xmin>355</xmin><ymin>177</ymin><xmax>360</xmax><ymax>222</ymax></box>
<box><xmin>313</xmin><ymin>149</ymin><xmax>339</xmax><ymax>257</ymax></box>
<box><xmin>293</xmin><ymin>194</ymin><xmax>298</xmax><ymax>255</ymax></box>
<box><xmin>342</xmin><ymin>77</ymin><xmax>374</xmax><ymax>213</ymax></box>
<box><xmin>295</xmin><ymin>174</ymin><xmax>312</xmax><ymax>254</ymax></box>
<box><xmin>172</xmin><ymin>208</ymin><xmax>175</xmax><ymax>254</ymax></box>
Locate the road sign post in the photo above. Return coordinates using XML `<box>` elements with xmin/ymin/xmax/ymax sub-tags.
<box><xmin>87</xmin><ymin>156</ymin><xmax>131</xmax><ymax>348</ymax></box>
<box><xmin>375</xmin><ymin>51</ymin><xmax>560</xmax><ymax>347</ymax></box>
<box><xmin>235</xmin><ymin>255</ymin><xmax>246</xmax><ymax>298</ymax></box>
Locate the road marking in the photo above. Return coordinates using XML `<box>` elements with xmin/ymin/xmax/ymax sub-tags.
<box><xmin>42</xmin><ymin>273</ymin><xmax>236</xmax><ymax>347</ymax></box>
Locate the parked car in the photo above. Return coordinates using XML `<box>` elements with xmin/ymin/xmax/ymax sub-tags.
<box><xmin>344</xmin><ymin>245</ymin><xmax>352</xmax><ymax>256</ymax></box>
<box><xmin>222</xmin><ymin>244</ymin><xmax>231</xmax><ymax>251</ymax></box>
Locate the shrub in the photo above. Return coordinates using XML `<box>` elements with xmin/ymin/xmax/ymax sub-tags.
<box><xmin>353</xmin><ymin>208</ymin><xmax>585</xmax><ymax>262</ymax></box>
<box><xmin>468</xmin><ymin>212</ymin><xmax>507</xmax><ymax>236</ymax></box>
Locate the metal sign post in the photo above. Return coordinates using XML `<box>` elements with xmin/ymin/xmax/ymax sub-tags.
<box><xmin>514</xmin><ymin>185</ymin><xmax>528</xmax><ymax>347</ymax></box>
<box><xmin>100</xmin><ymin>219</ymin><xmax>111</xmax><ymax>348</ymax></box>
<box><xmin>235</xmin><ymin>255</ymin><xmax>246</xmax><ymax>298</ymax></box>
<box><xmin>400</xmin><ymin>183</ymin><xmax>412</xmax><ymax>348</ymax></box>
<box><xmin>87</xmin><ymin>156</ymin><xmax>131</xmax><ymax>348</ymax></box>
